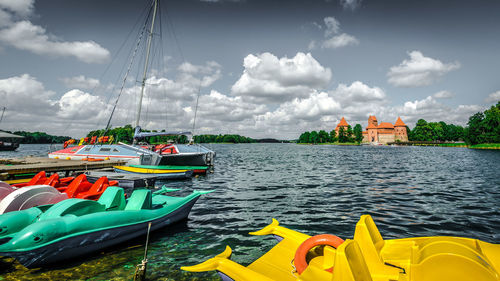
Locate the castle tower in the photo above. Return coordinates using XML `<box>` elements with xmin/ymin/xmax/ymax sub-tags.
<box><xmin>394</xmin><ymin>117</ymin><xmax>408</xmax><ymax>141</ymax></box>
<box><xmin>366</xmin><ymin>115</ymin><xmax>378</xmax><ymax>143</ymax></box>
<box><xmin>335</xmin><ymin>117</ymin><xmax>349</xmax><ymax>136</ymax></box>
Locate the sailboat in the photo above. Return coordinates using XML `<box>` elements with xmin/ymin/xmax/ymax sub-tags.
<box><xmin>48</xmin><ymin>0</ymin><xmax>215</xmax><ymax>166</ymax></box>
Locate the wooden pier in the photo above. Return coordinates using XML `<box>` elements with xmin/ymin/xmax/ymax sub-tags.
<box><xmin>0</xmin><ymin>157</ymin><xmax>126</xmax><ymax>180</ymax></box>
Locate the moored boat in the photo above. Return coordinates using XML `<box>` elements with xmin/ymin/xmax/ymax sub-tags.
<box><xmin>114</xmin><ymin>165</ymin><xmax>194</xmax><ymax>180</ymax></box>
<box><xmin>85</xmin><ymin>170</ymin><xmax>157</xmax><ymax>190</ymax></box>
<box><xmin>130</xmin><ymin>164</ymin><xmax>208</xmax><ymax>175</ymax></box>
<box><xmin>48</xmin><ymin>144</ymin><xmax>141</xmax><ymax>161</ymax></box>
<box><xmin>0</xmin><ymin>186</ymin><xmax>212</xmax><ymax>268</ymax></box>
<box><xmin>0</xmin><ymin>131</ymin><xmax>23</xmax><ymax>151</ymax></box>
<box><xmin>182</xmin><ymin>215</ymin><xmax>500</xmax><ymax>281</ymax></box>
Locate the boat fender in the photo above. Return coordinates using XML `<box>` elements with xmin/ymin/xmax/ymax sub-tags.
<box><xmin>293</xmin><ymin>234</ymin><xmax>344</xmax><ymax>275</ymax></box>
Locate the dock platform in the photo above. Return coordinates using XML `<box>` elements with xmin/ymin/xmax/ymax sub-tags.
<box><xmin>0</xmin><ymin>157</ymin><xmax>126</xmax><ymax>180</ymax></box>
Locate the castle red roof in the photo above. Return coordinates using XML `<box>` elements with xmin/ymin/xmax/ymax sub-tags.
<box><xmin>394</xmin><ymin>117</ymin><xmax>406</xmax><ymax>127</ymax></box>
<box><xmin>366</xmin><ymin>124</ymin><xmax>378</xmax><ymax>129</ymax></box>
<box><xmin>368</xmin><ymin>115</ymin><xmax>377</xmax><ymax>121</ymax></box>
<box><xmin>336</xmin><ymin>117</ymin><xmax>349</xmax><ymax>128</ymax></box>
<box><xmin>377</xmin><ymin>122</ymin><xmax>394</xmax><ymax>129</ymax></box>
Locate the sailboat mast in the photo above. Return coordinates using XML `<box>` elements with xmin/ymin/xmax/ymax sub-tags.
<box><xmin>135</xmin><ymin>0</ymin><xmax>158</xmax><ymax>128</ymax></box>
<box><xmin>0</xmin><ymin>107</ymin><xmax>5</xmax><ymax>124</ymax></box>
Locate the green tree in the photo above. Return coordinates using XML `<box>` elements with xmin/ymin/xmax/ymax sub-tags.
<box><xmin>338</xmin><ymin>127</ymin><xmax>346</xmax><ymax>143</ymax></box>
<box><xmin>466</xmin><ymin>112</ymin><xmax>485</xmax><ymax>144</ymax></box>
<box><xmin>353</xmin><ymin>124</ymin><xmax>363</xmax><ymax>143</ymax></box>
<box><xmin>466</xmin><ymin>102</ymin><xmax>500</xmax><ymax>144</ymax></box>
<box><xmin>411</xmin><ymin>119</ymin><xmax>434</xmax><ymax>141</ymax></box>
<box><xmin>483</xmin><ymin>102</ymin><xmax>500</xmax><ymax>143</ymax></box>
<box><xmin>309</xmin><ymin>131</ymin><xmax>319</xmax><ymax>144</ymax></box>
<box><xmin>318</xmin><ymin>130</ymin><xmax>330</xmax><ymax>143</ymax></box>
<box><xmin>428</xmin><ymin>122</ymin><xmax>444</xmax><ymax>141</ymax></box>
<box><xmin>223</xmin><ymin>135</ymin><xmax>236</xmax><ymax>143</ymax></box>
<box><xmin>329</xmin><ymin>130</ymin><xmax>338</xmax><ymax>143</ymax></box>
<box><xmin>345</xmin><ymin>125</ymin><xmax>354</xmax><ymax>142</ymax></box>
<box><xmin>299</xmin><ymin>132</ymin><xmax>311</xmax><ymax>143</ymax></box>
<box><xmin>11</xmin><ymin>131</ymin><xmax>71</xmax><ymax>144</ymax></box>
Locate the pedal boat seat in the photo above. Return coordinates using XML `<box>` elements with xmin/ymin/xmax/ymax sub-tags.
<box><xmin>353</xmin><ymin>215</ymin><xmax>500</xmax><ymax>281</ymax></box>
<box><xmin>125</xmin><ymin>189</ymin><xmax>152</xmax><ymax>210</ymax></box>
<box><xmin>39</xmin><ymin>199</ymin><xmax>105</xmax><ymax>220</ymax></box>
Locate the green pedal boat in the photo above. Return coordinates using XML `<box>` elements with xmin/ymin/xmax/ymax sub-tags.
<box><xmin>0</xmin><ymin>186</ymin><xmax>212</xmax><ymax>268</ymax></box>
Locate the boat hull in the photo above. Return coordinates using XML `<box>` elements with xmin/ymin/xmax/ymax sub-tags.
<box><xmin>130</xmin><ymin>165</ymin><xmax>208</xmax><ymax>175</ymax></box>
<box><xmin>114</xmin><ymin>166</ymin><xmax>193</xmax><ymax>180</ymax></box>
<box><xmin>48</xmin><ymin>144</ymin><xmax>140</xmax><ymax>161</ymax></box>
<box><xmin>85</xmin><ymin>171</ymin><xmax>157</xmax><ymax>190</ymax></box>
<box><xmin>157</xmin><ymin>152</ymin><xmax>213</xmax><ymax>166</ymax></box>
<box><xmin>0</xmin><ymin>195</ymin><xmax>199</xmax><ymax>268</ymax></box>
<box><xmin>0</xmin><ymin>143</ymin><xmax>19</xmax><ymax>151</ymax></box>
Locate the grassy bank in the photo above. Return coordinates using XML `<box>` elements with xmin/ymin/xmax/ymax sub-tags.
<box><xmin>437</xmin><ymin>143</ymin><xmax>468</xmax><ymax>147</ymax></box>
<box><xmin>469</xmin><ymin>143</ymin><xmax>500</xmax><ymax>150</ymax></box>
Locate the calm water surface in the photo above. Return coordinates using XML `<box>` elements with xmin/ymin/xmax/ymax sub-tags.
<box><xmin>0</xmin><ymin>143</ymin><xmax>499</xmax><ymax>280</ymax></box>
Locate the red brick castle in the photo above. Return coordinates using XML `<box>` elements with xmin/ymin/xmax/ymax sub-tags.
<box><xmin>335</xmin><ymin>116</ymin><xmax>408</xmax><ymax>144</ymax></box>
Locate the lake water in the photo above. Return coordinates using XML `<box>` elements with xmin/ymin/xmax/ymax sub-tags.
<box><xmin>1</xmin><ymin>143</ymin><xmax>499</xmax><ymax>280</ymax></box>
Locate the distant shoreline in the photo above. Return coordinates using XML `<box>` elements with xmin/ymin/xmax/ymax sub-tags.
<box><xmin>296</xmin><ymin>142</ymin><xmax>500</xmax><ymax>150</ymax></box>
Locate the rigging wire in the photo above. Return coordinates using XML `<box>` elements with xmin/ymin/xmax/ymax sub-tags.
<box><xmin>162</xmin><ymin>0</ymin><xmax>204</xmax><ymax>146</ymax></box>
<box><xmin>101</xmin><ymin>3</ymin><xmax>155</xmax><ymax>141</ymax></box>
<box><xmin>0</xmin><ymin>107</ymin><xmax>5</xmax><ymax>124</ymax></box>
<box><xmin>60</xmin><ymin>3</ymin><xmax>150</xmax><ymax>142</ymax></box>
<box><xmin>158</xmin><ymin>0</ymin><xmax>169</xmax><ymax>133</ymax></box>
<box><xmin>192</xmin><ymin>85</ymin><xmax>201</xmax><ymax>141</ymax></box>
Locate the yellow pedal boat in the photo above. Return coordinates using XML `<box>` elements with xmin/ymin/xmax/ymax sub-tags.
<box><xmin>182</xmin><ymin>215</ymin><xmax>500</xmax><ymax>281</ymax></box>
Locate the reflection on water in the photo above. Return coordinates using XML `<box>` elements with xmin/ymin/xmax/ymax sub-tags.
<box><xmin>1</xmin><ymin>143</ymin><xmax>499</xmax><ymax>280</ymax></box>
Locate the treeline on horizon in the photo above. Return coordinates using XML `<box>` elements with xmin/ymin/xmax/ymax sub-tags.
<box><xmin>298</xmin><ymin>102</ymin><xmax>500</xmax><ymax>145</ymax></box>
<box><xmin>193</xmin><ymin>134</ymin><xmax>255</xmax><ymax>143</ymax></box>
<box><xmin>298</xmin><ymin>124</ymin><xmax>364</xmax><ymax>144</ymax></box>
<box><xmin>1</xmin><ymin>131</ymin><xmax>71</xmax><ymax>144</ymax></box>
<box><xmin>86</xmin><ymin>125</ymin><xmax>255</xmax><ymax>144</ymax></box>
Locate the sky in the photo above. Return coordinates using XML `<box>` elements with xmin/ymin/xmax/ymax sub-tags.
<box><xmin>0</xmin><ymin>0</ymin><xmax>499</xmax><ymax>139</ymax></box>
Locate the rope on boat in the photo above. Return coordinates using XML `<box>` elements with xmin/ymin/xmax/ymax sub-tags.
<box><xmin>134</xmin><ymin>222</ymin><xmax>152</xmax><ymax>281</ymax></box>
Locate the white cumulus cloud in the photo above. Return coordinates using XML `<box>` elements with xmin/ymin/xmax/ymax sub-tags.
<box><xmin>485</xmin><ymin>91</ymin><xmax>500</xmax><ymax>103</ymax></box>
<box><xmin>387</xmin><ymin>51</ymin><xmax>460</xmax><ymax>87</ymax></box>
<box><xmin>231</xmin><ymin>52</ymin><xmax>332</xmax><ymax>103</ymax></box>
<box><xmin>324</xmin><ymin>17</ymin><xmax>340</xmax><ymax>37</ymax></box>
<box><xmin>258</xmin><ymin>91</ymin><xmax>341</xmax><ymax>123</ymax></box>
<box><xmin>57</xmin><ymin>89</ymin><xmax>108</xmax><ymax>119</ymax></box>
<box><xmin>340</xmin><ymin>0</ymin><xmax>362</xmax><ymax>10</ymax></box>
<box><xmin>194</xmin><ymin>90</ymin><xmax>267</xmax><ymax>123</ymax></box>
<box><xmin>309</xmin><ymin>16</ymin><xmax>359</xmax><ymax>50</ymax></box>
<box><xmin>61</xmin><ymin>75</ymin><xmax>101</xmax><ymax>90</ymax></box>
<box><xmin>0</xmin><ymin>73</ymin><xmax>57</xmax><ymax>115</ymax></box>
<box><xmin>392</xmin><ymin>95</ymin><xmax>482</xmax><ymax>125</ymax></box>
<box><xmin>0</xmin><ymin>1</ymin><xmax>110</xmax><ymax>64</ymax></box>
<box><xmin>0</xmin><ymin>0</ymin><xmax>34</xmax><ymax>17</ymax></box>
<box><xmin>321</xmin><ymin>33</ymin><xmax>359</xmax><ymax>49</ymax></box>
<box><xmin>433</xmin><ymin>90</ymin><xmax>454</xmax><ymax>99</ymax></box>
<box><xmin>0</xmin><ymin>21</ymin><xmax>110</xmax><ymax>63</ymax></box>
